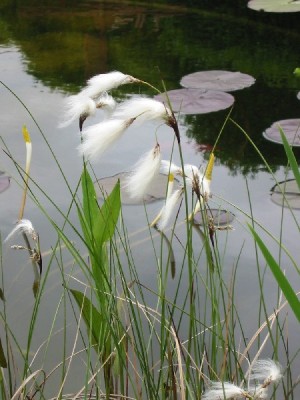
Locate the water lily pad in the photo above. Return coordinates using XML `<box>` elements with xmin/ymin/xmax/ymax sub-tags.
<box><xmin>154</xmin><ymin>89</ymin><xmax>234</xmax><ymax>114</ymax></box>
<box><xmin>248</xmin><ymin>0</ymin><xmax>300</xmax><ymax>12</ymax></box>
<box><xmin>270</xmin><ymin>179</ymin><xmax>300</xmax><ymax>209</ymax></box>
<box><xmin>262</xmin><ymin>119</ymin><xmax>300</xmax><ymax>146</ymax></box>
<box><xmin>95</xmin><ymin>172</ymin><xmax>180</xmax><ymax>205</ymax></box>
<box><xmin>193</xmin><ymin>209</ymin><xmax>235</xmax><ymax>226</ymax></box>
<box><xmin>180</xmin><ymin>70</ymin><xmax>255</xmax><ymax>92</ymax></box>
<box><xmin>0</xmin><ymin>175</ymin><xmax>10</xmax><ymax>194</ymax></box>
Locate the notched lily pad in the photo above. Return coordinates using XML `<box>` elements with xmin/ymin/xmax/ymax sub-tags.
<box><xmin>193</xmin><ymin>209</ymin><xmax>235</xmax><ymax>226</ymax></box>
<box><xmin>0</xmin><ymin>174</ymin><xmax>10</xmax><ymax>194</ymax></box>
<box><xmin>154</xmin><ymin>88</ymin><xmax>234</xmax><ymax>114</ymax></box>
<box><xmin>263</xmin><ymin>119</ymin><xmax>300</xmax><ymax>146</ymax></box>
<box><xmin>248</xmin><ymin>0</ymin><xmax>300</xmax><ymax>12</ymax></box>
<box><xmin>270</xmin><ymin>179</ymin><xmax>300</xmax><ymax>209</ymax></box>
<box><xmin>95</xmin><ymin>172</ymin><xmax>179</xmax><ymax>205</ymax></box>
<box><xmin>180</xmin><ymin>70</ymin><xmax>255</xmax><ymax>92</ymax></box>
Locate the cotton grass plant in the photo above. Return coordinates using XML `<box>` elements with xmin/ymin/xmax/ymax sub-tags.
<box><xmin>0</xmin><ymin>71</ymin><xmax>299</xmax><ymax>399</ymax></box>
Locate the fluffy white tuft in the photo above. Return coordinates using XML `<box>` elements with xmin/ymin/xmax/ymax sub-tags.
<box><xmin>160</xmin><ymin>160</ymin><xmax>182</xmax><ymax>176</ymax></box>
<box><xmin>202</xmin><ymin>382</ymin><xmax>246</xmax><ymax>400</ymax></box>
<box><xmin>79</xmin><ymin>119</ymin><xmax>132</xmax><ymax>160</ymax></box>
<box><xmin>157</xmin><ymin>188</ymin><xmax>183</xmax><ymax>231</ymax></box>
<box><xmin>5</xmin><ymin>219</ymin><xmax>37</xmax><ymax>242</ymax></box>
<box><xmin>248</xmin><ymin>386</ymin><xmax>269</xmax><ymax>399</ymax></box>
<box><xmin>112</xmin><ymin>97</ymin><xmax>172</xmax><ymax>125</ymax></box>
<box><xmin>59</xmin><ymin>95</ymin><xmax>97</xmax><ymax>128</ymax></box>
<box><xmin>125</xmin><ymin>144</ymin><xmax>161</xmax><ymax>201</ymax></box>
<box><xmin>81</xmin><ymin>71</ymin><xmax>138</xmax><ymax>99</ymax></box>
<box><xmin>96</xmin><ymin>92</ymin><xmax>117</xmax><ymax>115</ymax></box>
<box><xmin>183</xmin><ymin>164</ymin><xmax>210</xmax><ymax>198</ymax></box>
<box><xmin>250</xmin><ymin>359</ymin><xmax>282</xmax><ymax>383</ymax></box>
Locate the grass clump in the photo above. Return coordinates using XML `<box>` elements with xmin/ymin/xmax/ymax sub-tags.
<box><xmin>0</xmin><ymin>72</ymin><xmax>299</xmax><ymax>399</ymax></box>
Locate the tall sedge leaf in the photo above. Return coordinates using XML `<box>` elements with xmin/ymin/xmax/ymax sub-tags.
<box><xmin>249</xmin><ymin>224</ymin><xmax>300</xmax><ymax>323</ymax></box>
<box><xmin>80</xmin><ymin>169</ymin><xmax>121</xmax><ymax>289</ymax></box>
<box><xmin>81</xmin><ymin>168</ymin><xmax>121</xmax><ymax>247</ymax></box>
<box><xmin>70</xmin><ymin>288</ymin><xmax>107</xmax><ymax>353</ymax></box>
<box><xmin>279</xmin><ymin>127</ymin><xmax>300</xmax><ymax>190</ymax></box>
<box><xmin>96</xmin><ymin>179</ymin><xmax>121</xmax><ymax>244</ymax></box>
<box><xmin>81</xmin><ymin>168</ymin><xmax>101</xmax><ymax>244</ymax></box>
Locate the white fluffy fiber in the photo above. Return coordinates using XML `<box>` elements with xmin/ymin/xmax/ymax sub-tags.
<box><xmin>125</xmin><ymin>144</ymin><xmax>161</xmax><ymax>201</ymax></box>
<box><xmin>202</xmin><ymin>382</ymin><xmax>246</xmax><ymax>400</ymax></box>
<box><xmin>81</xmin><ymin>71</ymin><xmax>138</xmax><ymax>99</ymax></box>
<box><xmin>59</xmin><ymin>95</ymin><xmax>97</xmax><ymax>128</ymax></box>
<box><xmin>79</xmin><ymin>119</ymin><xmax>131</xmax><ymax>160</ymax></box>
<box><xmin>157</xmin><ymin>188</ymin><xmax>183</xmax><ymax>231</ymax></box>
<box><xmin>250</xmin><ymin>359</ymin><xmax>282</xmax><ymax>383</ymax></box>
<box><xmin>5</xmin><ymin>219</ymin><xmax>37</xmax><ymax>242</ymax></box>
<box><xmin>112</xmin><ymin>97</ymin><xmax>171</xmax><ymax>125</ymax></box>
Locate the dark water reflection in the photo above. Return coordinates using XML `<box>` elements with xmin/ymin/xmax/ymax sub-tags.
<box><xmin>1</xmin><ymin>0</ymin><xmax>300</xmax><ymax>174</ymax></box>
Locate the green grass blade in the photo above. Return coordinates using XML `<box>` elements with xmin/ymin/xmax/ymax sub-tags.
<box><xmin>70</xmin><ymin>288</ymin><xmax>106</xmax><ymax>353</ymax></box>
<box><xmin>248</xmin><ymin>224</ymin><xmax>300</xmax><ymax>323</ymax></box>
<box><xmin>97</xmin><ymin>179</ymin><xmax>121</xmax><ymax>244</ymax></box>
<box><xmin>81</xmin><ymin>169</ymin><xmax>121</xmax><ymax>246</ymax></box>
<box><xmin>81</xmin><ymin>168</ymin><xmax>102</xmax><ymax>243</ymax></box>
<box><xmin>0</xmin><ymin>338</ymin><xmax>7</xmax><ymax>368</ymax></box>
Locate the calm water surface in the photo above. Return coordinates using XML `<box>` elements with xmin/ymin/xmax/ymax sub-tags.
<box><xmin>0</xmin><ymin>0</ymin><xmax>300</xmax><ymax>396</ymax></box>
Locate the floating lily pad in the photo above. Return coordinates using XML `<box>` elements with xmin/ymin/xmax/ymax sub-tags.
<box><xmin>270</xmin><ymin>179</ymin><xmax>300</xmax><ymax>209</ymax></box>
<box><xmin>248</xmin><ymin>0</ymin><xmax>300</xmax><ymax>12</ymax></box>
<box><xmin>95</xmin><ymin>172</ymin><xmax>180</xmax><ymax>205</ymax></box>
<box><xmin>262</xmin><ymin>119</ymin><xmax>300</xmax><ymax>146</ymax></box>
<box><xmin>154</xmin><ymin>89</ymin><xmax>234</xmax><ymax>114</ymax></box>
<box><xmin>193</xmin><ymin>209</ymin><xmax>235</xmax><ymax>226</ymax></box>
<box><xmin>180</xmin><ymin>70</ymin><xmax>255</xmax><ymax>92</ymax></box>
<box><xmin>0</xmin><ymin>175</ymin><xmax>10</xmax><ymax>194</ymax></box>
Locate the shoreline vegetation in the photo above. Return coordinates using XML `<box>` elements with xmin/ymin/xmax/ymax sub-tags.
<box><xmin>0</xmin><ymin>70</ymin><xmax>299</xmax><ymax>399</ymax></box>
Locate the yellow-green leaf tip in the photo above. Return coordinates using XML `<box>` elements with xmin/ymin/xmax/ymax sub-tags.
<box><xmin>22</xmin><ymin>125</ymin><xmax>31</xmax><ymax>143</ymax></box>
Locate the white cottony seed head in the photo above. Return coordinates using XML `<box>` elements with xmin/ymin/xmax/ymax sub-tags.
<box><xmin>112</xmin><ymin>97</ymin><xmax>172</xmax><ymax>125</ymax></box>
<box><xmin>81</xmin><ymin>71</ymin><xmax>139</xmax><ymax>99</ymax></box>
<box><xmin>183</xmin><ymin>164</ymin><xmax>210</xmax><ymax>199</ymax></box>
<box><xmin>249</xmin><ymin>385</ymin><xmax>269</xmax><ymax>400</ymax></box>
<box><xmin>95</xmin><ymin>92</ymin><xmax>117</xmax><ymax>115</ymax></box>
<box><xmin>5</xmin><ymin>219</ymin><xmax>38</xmax><ymax>243</ymax></box>
<box><xmin>125</xmin><ymin>143</ymin><xmax>161</xmax><ymax>201</ymax></box>
<box><xmin>59</xmin><ymin>95</ymin><xmax>97</xmax><ymax>128</ymax></box>
<box><xmin>157</xmin><ymin>188</ymin><xmax>183</xmax><ymax>231</ymax></box>
<box><xmin>250</xmin><ymin>359</ymin><xmax>282</xmax><ymax>384</ymax></box>
<box><xmin>78</xmin><ymin>118</ymin><xmax>134</xmax><ymax>160</ymax></box>
<box><xmin>202</xmin><ymin>382</ymin><xmax>246</xmax><ymax>400</ymax></box>
<box><xmin>160</xmin><ymin>160</ymin><xmax>182</xmax><ymax>177</ymax></box>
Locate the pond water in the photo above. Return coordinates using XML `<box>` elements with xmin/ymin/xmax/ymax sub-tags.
<box><xmin>0</xmin><ymin>0</ymin><xmax>300</xmax><ymax>397</ymax></box>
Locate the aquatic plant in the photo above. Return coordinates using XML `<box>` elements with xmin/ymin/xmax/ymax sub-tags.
<box><xmin>0</xmin><ymin>70</ymin><xmax>299</xmax><ymax>400</ymax></box>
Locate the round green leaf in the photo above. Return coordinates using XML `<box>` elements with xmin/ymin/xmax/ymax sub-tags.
<box><xmin>180</xmin><ymin>70</ymin><xmax>255</xmax><ymax>92</ymax></box>
<box><xmin>154</xmin><ymin>88</ymin><xmax>234</xmax><ymax>114</ymax></box>
<box><xmin>262</xmin><ymin>119</ymin><xmax>300</xmax><ymax>146</ymax></box>
<box><xmin>271</xmin><ymin>179</ymin><xmax>300</xmax><ymax>209</ymax></box>
<box><xmin>248</xmin><ymin>0</ymin><xmax>300</xmax><ymax>12</ymax></box>
<box><xmin>193</xmin><ymin>209</ymin><xmax>235</xmax><ymax>226</ymax></box>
